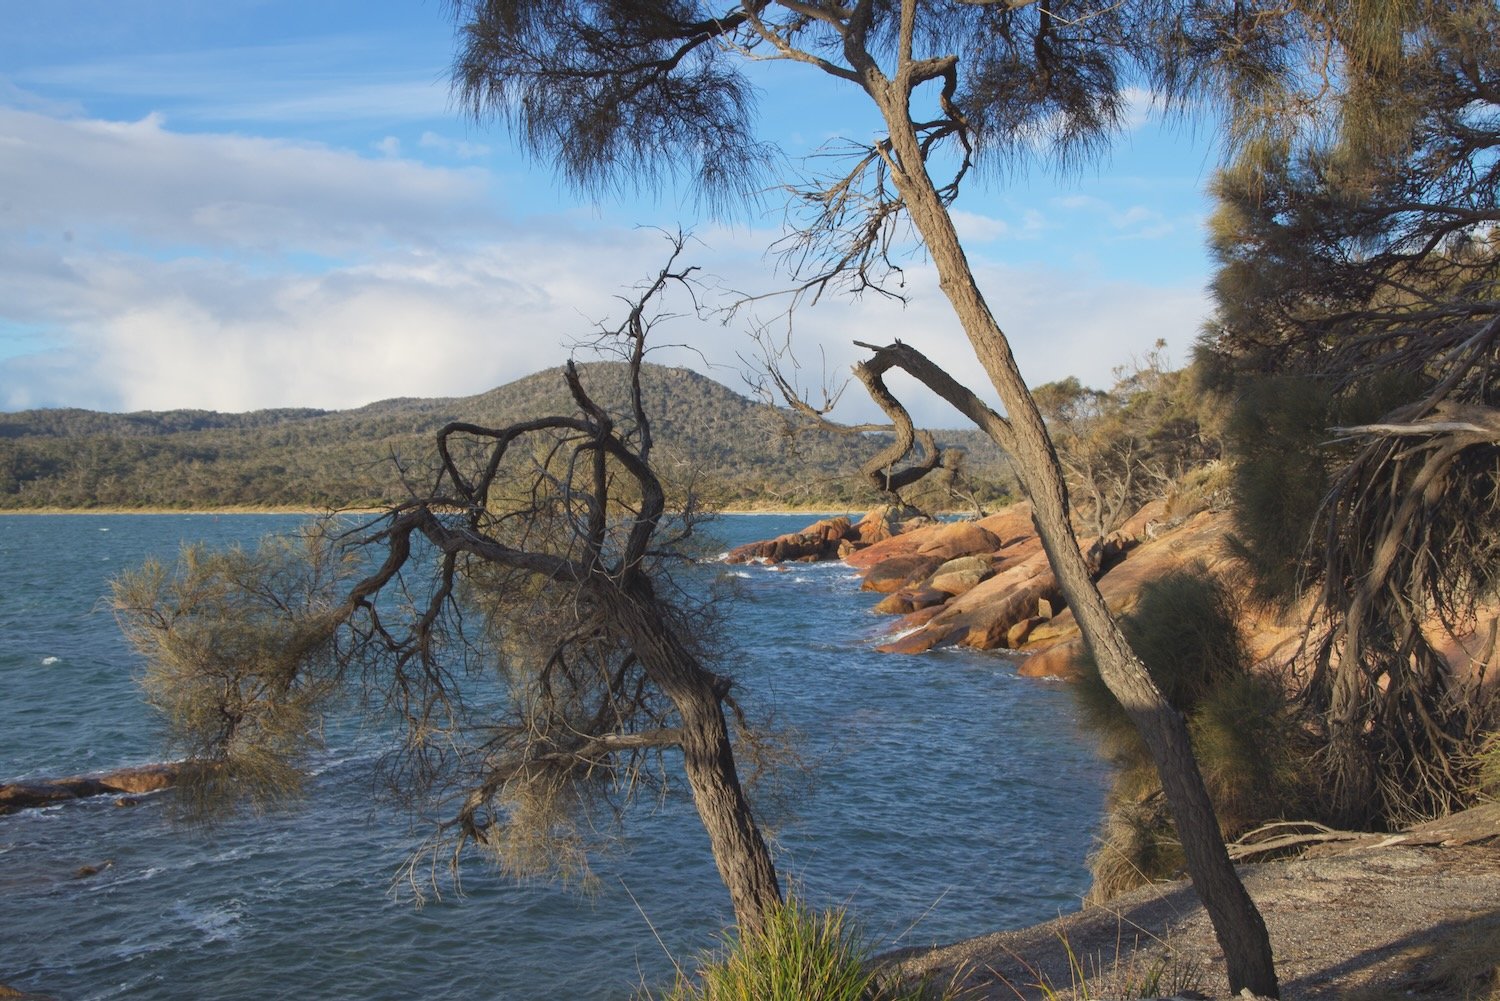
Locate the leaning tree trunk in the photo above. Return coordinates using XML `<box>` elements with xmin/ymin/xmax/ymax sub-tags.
<box><xmin>615</xmin><ymin>582</ymin><xmax>783</xmax><ymax>933</ymax></box>
<box><xmin>870</xmin><ymin>84</ymin><xmax>1280</xmax><ymax>998</ymax></box>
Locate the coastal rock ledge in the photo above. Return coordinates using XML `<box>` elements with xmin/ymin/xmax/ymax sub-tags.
<box><xmin>0</xmin><ymin>763</ymin><xmax>180</xmax><ymax>816</ymax></box>
<box><xmin>729</xmin><ymin>497</ymin><xmax>1500</xmax><ymax>685</ymax></box>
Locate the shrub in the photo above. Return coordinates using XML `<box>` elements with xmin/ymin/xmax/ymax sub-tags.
<box><xmin>644</xmin><ymin>896</ymin><xmax>959</xmax><ymax>1001</ymax></box>
<box><xmin>1474</xmin><ymin>732</ymin><xmax>1500</xmax><ymax>802</ymax></box>
<box><xmin>1074</xmin><ymin>566</ymin><xmax>1308</xmax><ymax>900</ymax></box>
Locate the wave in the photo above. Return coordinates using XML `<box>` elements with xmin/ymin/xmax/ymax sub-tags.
<box><xmin>171</xmin><ymin>898</ymin><xmax>246</xmax><ymax>946</ymax></box>
<box><xmin>879</xmin><ymin>619</ymin><xmax>928</xmax><ymax>643</ymax></box>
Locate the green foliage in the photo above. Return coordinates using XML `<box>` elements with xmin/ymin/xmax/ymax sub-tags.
<box><xmin>110</xmin><ymin>525</ymin><xmax>357</xmax><ymax>820</ymax></box>
<box><xmin>1076</xmin><ymin>567</ymin><xmax>1255</xmax><ymax>754</ymax></box>
<box><xmin>0</xmin><ymin>362</ymin><xmax>1017</xmax><ymax>511</ymax></box>
<box><xmin>1074</xmin><ymin>567</ymin><xmax>1309</xmax><ymax>898</ymax></box>
<box><xmin>1189</xmin><ymin>672</ymin><xmax>1308</xmax><ymax>829</ymax></box>
<box><xmin>643</xmin><ymin>896</ymin><xmax>958</xmax><ymax>1001</ymax></box>
<box><xmin>1203</xmin><ymin>0</ymin><xmax>1499</xmax><ymax>609</ymax></box>
<box><xmin>1033</xmin><ymin>344</ymin><xmax>1223</xmax><ymax>535</ymax></box>
<box><xmin>1474</xmin><ymin>733</ymin><xmax>1500</xmax><ymax>802</ymax></box>
<box><xmin>1085</xmin><ymin>796</ymin><xmax>1182</xmax><ymax>906</ymax></box>
<box><xmin>1221</xmin><ymin>370</ymin><xmax>1429</xmax><ymax>603</ymax></box>
<box><xmin>1221</xmin><ymin>376</ymin><xmax>1337</xmax><ymax>601</ymax></box>
<box><xmin>1205</xmin><ymin>22</ymin><xmax>1499</xmax><ymax>816</ymax></box>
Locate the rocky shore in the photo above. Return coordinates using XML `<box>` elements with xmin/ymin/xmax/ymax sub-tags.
<box><xmin>726</xmin><ymin>499</ymin><xmax>1284</xmax><ymax>680</ymax></box>
<box><xmin>731</xmin><ymin>504</ymin><xmax>1500</xmax><ymax>998</ymax></box>
<box><xmin>728</xmin><ymin>499</ymin><xmax>1496</xmax><ymax>687</ymax></box>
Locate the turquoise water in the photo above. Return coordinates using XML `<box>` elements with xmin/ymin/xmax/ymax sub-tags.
<box><xmin>0</xmin><ymin>513</ymin><xmax>1108</xmax><ymax>1000</ymax></box>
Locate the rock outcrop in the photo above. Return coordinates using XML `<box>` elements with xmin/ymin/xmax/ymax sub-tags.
<box><xmin>724</xmin><ymin>515</ymin><xmax>855</xmax><ymax>564</ymax></box>
<box><xmin>733</xmin><ymin>497</ymin><xmax>1500</xmax><ymax>685</ymax></box>
<box><xmin>730</xmin><ymin>500</ymin><xmax>1264</xmax><ymax>679</ymax></box>
<box><xmin>0</xmin><ymin>763</ymin><xmax>180</xmax><ymax>816</ymax></box>
<box><xmin>866</xmin><ymin>503</ymin><xmax>1273</xmax><ymax>676</ymax></box>
<box><xmin>725</xmin><ymin>505</ymin><xmax>930</xmax><ymax>565</ymax></box>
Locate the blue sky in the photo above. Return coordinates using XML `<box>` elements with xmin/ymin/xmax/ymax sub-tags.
<box><xmin>0</xmin><ymin>0</ymin><xmax>1224</xmax><ymax>426</ymax></box>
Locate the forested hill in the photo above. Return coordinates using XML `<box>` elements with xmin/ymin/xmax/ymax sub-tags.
<box><xmin>0</xmin><ymin>363</ymin><xmax>1015</xmax><ymax>511</ymax></box>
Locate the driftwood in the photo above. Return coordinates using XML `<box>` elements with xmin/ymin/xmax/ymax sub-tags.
<box><xmin>1226</xmin><ymin>821</ymin><xmax>1368</xmax><ymax>861</ymax></box>
<box><xmin>1227</xmin><ymin>802</ymin><xmax>1500</xmax><ymax>861</ymax></box>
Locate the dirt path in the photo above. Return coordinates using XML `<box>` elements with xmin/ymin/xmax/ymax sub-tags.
<box><xmin>885</xmin><ymin>806</ymin><xmax>1500</xmax><ymax>1000</ymax></box>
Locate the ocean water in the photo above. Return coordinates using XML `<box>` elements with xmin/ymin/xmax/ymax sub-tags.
<box><xmin>0</xmin><ymin>513</ymin><xmax>1109</xmax><ymax>1000</ymax></box>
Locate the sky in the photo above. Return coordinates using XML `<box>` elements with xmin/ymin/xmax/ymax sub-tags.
<box><xmin>0</xmin><ymin>0</ymin><xmax>1226</xmax><ymax>427</ymax></box>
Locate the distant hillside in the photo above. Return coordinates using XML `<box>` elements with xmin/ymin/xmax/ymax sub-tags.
<box><xmin>0</xmin><ymin>363</ymin><xmax>1017</xmax><ymax>511</ymax></box>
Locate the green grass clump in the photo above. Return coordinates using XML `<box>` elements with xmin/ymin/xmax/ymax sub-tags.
<box><xmin>1475</xmin><ymin>732</ymin><xmax>1500</xmax><ymax>801</ymax></box>
<box><xmin>644</xmin><ymin>896</ymin><xmax>957</xmax><ymax>1001</ymax></box>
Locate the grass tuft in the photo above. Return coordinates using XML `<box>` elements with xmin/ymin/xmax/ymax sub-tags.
<box><xmin>642</xmin><ymin>895</ymin><xmax>964</xmax><ymax>1001</ymax></box>
<box><xmin>996</xmin><ymin>927</ymin><xmax>1205</xmax><ymax>1001</ymax></box>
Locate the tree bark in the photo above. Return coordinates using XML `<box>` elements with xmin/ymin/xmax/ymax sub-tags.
<box><xmin>614</xmin><ymin>581</ymin><xmax>783</xmax><ymax>933</ymax></box>
<box><xmin>866</xmin><ymin>79</ymin><xmax>1281</xmax><ymax>998</ymax></box>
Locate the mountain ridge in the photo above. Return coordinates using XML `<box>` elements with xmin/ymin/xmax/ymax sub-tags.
<box><xmin>0</xmin><ymin>362</ymin><xmax>1016</xmax><ymax>510</ymax></box>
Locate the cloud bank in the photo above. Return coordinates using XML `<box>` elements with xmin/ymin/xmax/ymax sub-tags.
<box><xmin>0</xmin><ymin>104</ymin><xmax>1211</xmax><ymax>428</ymax></box>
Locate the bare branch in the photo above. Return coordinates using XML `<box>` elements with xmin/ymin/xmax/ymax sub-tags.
<box><xmin>854</xmin><ymin>340</ymin><xmax>1017</xmax><ymax>451</ymax></box>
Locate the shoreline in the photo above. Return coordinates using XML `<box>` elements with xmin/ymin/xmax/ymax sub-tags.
<box><xmin>1</xmin><ymin>506</ymin><xmax>871</xmax><ymax>517</ymax></box>
<box><xmin>0</xmin><ymin>506</ymin><xmax>375</xmax><ymax>516</ymax></box>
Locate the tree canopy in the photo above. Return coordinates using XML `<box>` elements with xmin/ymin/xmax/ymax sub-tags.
<box><xmin>1201</xmin><ymin>0</ymin><xmax>1498</xmax><ymax>824</ymax></box>
<box><xmin>115</xmin><ymin>243</ymin><xmax>785</xmax><ymax>932</ymax></box>
<box><xmin>443</xmin><ymin>0</ymin><xmax>1330</xmax><ymax>993</ymax></box>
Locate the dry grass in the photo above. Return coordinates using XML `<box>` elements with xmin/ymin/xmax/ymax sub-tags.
<box><xmin>1342</xmin><ymin>913</ymin><xmax>1500</xmax><ymax>1001</ymax></box>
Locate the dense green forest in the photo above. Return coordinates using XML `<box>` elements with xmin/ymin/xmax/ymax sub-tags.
<box><xmin>0</xmin><ymin>362</ymin><xmax>1017</xmax><ymax>511</ymax></box>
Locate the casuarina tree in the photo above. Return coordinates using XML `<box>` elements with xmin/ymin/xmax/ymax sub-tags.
<box><xmin>1202</xmin><ymin>0</ymin><xmax>1499</xmax><ymax>825</ymax></box>
<box><xmin>114</xmin><ymin>239</ymin><xmax>784</xmax><ymax>932</ymax></box>
<box><xmin>437</xmin><ymin>0</ymin><xmax>1346</xmax><ymax>993</ymax></box>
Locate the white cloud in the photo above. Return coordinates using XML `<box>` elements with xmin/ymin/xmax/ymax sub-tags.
<box><xmin>1050</xmin><ymin>193</ymin><xmax>1175</xmax><ymax>241</ymax></box>
<box><xmin>420</xmin><ymin>131</ymin><xmax>490</xmax><ymax>159</ymax></box>
<box><xmin>951</xmin><ymin>210</ymin><xmax>1011</xmax><ymax>243</ymax></box>
<box><xmin>844</xmin><ymin>261</ymin><xmax>1208</xmax><ymax>421</ymax></box>
<box><xmin>1120</xmin><ymin>87</ymin><xmax>1158</xmax><ymax>130</ymax></box>
<box><xmin>678</xmin><ymin>225</ymin><xmax>1209</xmax><ymax>427</ymax></box>
<box><xmin>15</xmin><ymin>39</ymin><xmax>451</xmax><ymax>125</ymax></box>
<box><xmin>0</xmin><ymin>106</ymin><xmax>1211</xmax><ymax>433</ymax></box>
<box><xmin>0</xmin><ymin>107</ymin><xmax>491</xmax><ymax>256</ymax></box>
<box><xmin>0</xmin><ymin>234</ymin><xmax>685</xmax><ymax>412</ymax></box>
<box><xmin>0</xmin><ymin>106</ymin><xmax>652</xmax><ymax>411</ymax></box>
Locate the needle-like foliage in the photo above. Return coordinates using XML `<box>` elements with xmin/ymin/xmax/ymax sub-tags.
<box><xmin>113</xmin><ymin>237</ymin><xmax>784</xmax><ymax>932</ymax></box>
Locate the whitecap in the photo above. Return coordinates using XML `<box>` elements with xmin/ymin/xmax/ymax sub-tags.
<box><xmin>101</xmin><ymin>865</ymin><xmax>165</xmax><ymax>891</ymax></box>
<box><xmin>41</xmin><ymin>656</ymin><xmax>59</xmax><ymax>665</ymax></box>
<box><xmin>172</xmin><ymin>898</ymin><xmax>246</xmax><ymax>945</ymax></box>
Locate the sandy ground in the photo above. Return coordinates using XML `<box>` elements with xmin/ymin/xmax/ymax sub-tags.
<box><xmin>883</xmin><ymin>805</ymin><xmax>1500</xmax><ymax>1000</ymax></box>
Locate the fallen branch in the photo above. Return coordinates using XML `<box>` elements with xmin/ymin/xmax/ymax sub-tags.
<box><xmin>1226</xmin><ymin>821</ymin><xmax>1368</xmax><ymax>861</ymax></box>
